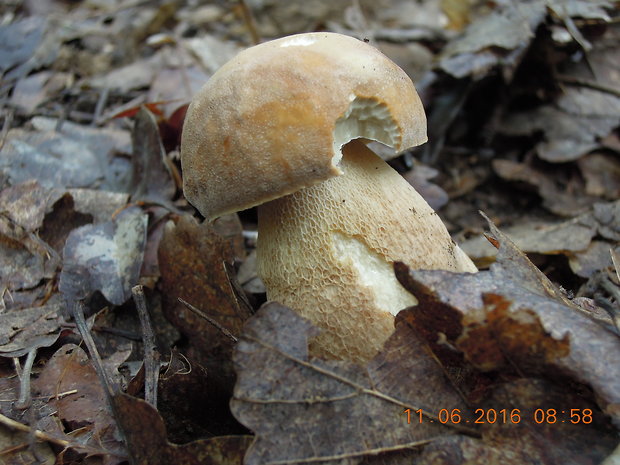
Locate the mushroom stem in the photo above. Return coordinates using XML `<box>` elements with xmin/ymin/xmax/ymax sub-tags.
<box><xmin>257</xmin><ymin>140</ymin><xmax>476</xmax><ymax>363</ymax></box>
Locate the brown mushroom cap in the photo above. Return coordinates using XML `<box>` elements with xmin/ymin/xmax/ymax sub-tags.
<box><xmin>181</xmin><ymin>32</ymin><xmax>427</xmax><ymax>220</ymax></box>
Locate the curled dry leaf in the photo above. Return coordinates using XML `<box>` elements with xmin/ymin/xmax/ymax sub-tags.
<box><xmin>394</xmin><ymin>218</ymin><xmax>620</xmax><ymax>426</ymax></box>
<box><xmin>59</xmin><ymin>206</ymin><xmax>148</xmax><ymax>305</ymax></box>
<box><xmin>112</xmin><ymin>392</ymin><xmax>251</xmax><ymax>465</ymax></box>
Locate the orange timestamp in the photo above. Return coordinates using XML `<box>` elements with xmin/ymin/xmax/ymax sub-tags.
<box><xmin>404</xmin><ymin>408</ymin><xmax>594</xmax><ymax>425</ymax></box>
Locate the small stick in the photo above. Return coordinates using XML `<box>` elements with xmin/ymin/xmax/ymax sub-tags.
<box><xmin>178</xmin><ymin>297</ymin><xmax>238</xmax><ymax>343</ymax></box>
<box><xmin>0</xmin><ymin>412</ymin><xmax>128</xmax><ymax>459</ymax></box>
<box><xmin>598</xmin><ymin>277</ymin><xmax>620</xmax><ymax>333</ymax></box>
<box><xmin>238</xmin><ymin>0</ymin><xmax>260</xmax><ymax>45</ymax></box>
<box><xmin>132</xmin><ymin>285</ymin><xmax>159</xmax><ymax>408</ymax></box>
<box><xmin>71</xmin><ymin>300</ymin><xmax>116</xmax><ymax>399</ymax></box>
<box><xmin>92</xmin><ymin>87</ymin><xmax>110</xmax><ymax>127</ymax></box>
<box><xmin>556</xmin><ymin>74</ymin><xmax>620</xmax><ymax>98</ymax></box>
<box><xmin>0</xmin><ymin>108</ymin><xmax>13</xmax><ymax>152</ymax></box>
<box><xmin>14</xmin><ymin>349</ymin><xmax>37</xmax><ymax>409</ymax></box>
<box><xmin>0</xmin><ymin>412</ymin><xmax>70</xmax><ymax>448</ymax></box>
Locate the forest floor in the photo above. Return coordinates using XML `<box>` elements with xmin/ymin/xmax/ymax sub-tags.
<box><xmin>0</xmin><ymin>1</ymin><xmax>619</xmax><ymax>464</ymax></box>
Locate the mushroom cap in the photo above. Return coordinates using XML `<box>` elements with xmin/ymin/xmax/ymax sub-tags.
<box><xmin>181</xmin><ymin>32</ymin><xmax>427</xmax><ymax>220</ymax></box>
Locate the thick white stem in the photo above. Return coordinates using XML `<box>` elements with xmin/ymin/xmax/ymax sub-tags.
<box><xmin>257</xmin><ymin>140</ymin><xmax>476</xmax><ymax>363</ymax></box>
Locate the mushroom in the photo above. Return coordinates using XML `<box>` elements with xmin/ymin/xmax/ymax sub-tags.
<box><xmin>181</xmin><ymin>32</ymin><xmax>476</xmax><ymax>364</ymax></box>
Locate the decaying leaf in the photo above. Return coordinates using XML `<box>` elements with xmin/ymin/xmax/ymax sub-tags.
<box><xmin>398</xmin><ymin>270</ymin><xmax>620</xmax><ymax>416</ymax></box>
<box><xmin>112</xmin><ymin>392</ymin><xmax>251</xmax><ymax>465</ymax></box>
<box><xmin>158</xmin><ymin>214</ymin><xmax>252</xmax><ymax>396</ymax></box>
<box><xmin>232</xmin><ymin>302</ymin><xmax>473</xmax><ymax>465</ymax></box>
<box><xmin>501</xmin><ymin>87</ymin><xmax>620</xmax><ymax>162</ymax></box>
<box><xmin>130</xmin><ymin>107</ymin><xmax>176</xmax><ymax>209</ymax></box>
<box><xmin>395</xmin><ymin>217</ymin><xmax>620</xmax><ymax>426</ymax></box>
<box><xmin>492</xmin><ymin>158</ymin><xmax>597</xmax><ymax>216</ymax></box>
<box><xmin>461</xmin><ymin>201</ymin><xmax>620</xmax><ymax>273</ymax></box>
<box><xmin>59</xmin><ymin>206</ymin><xmax>148</xmax><ymax>305</ymax></box>
<box><xmin>0</xmin><ymin>303</ymin><xmax>62</xmax><ymax>357</ymax></box>
<box><xmin>33</xmin><ymin>344</ymin><xmax>128</xmax><ymax>464</ymax></box>
<box><xmin>0</xmin><ymin>117</ymin><xmax>132</xmax><ymax>192</ymax></box>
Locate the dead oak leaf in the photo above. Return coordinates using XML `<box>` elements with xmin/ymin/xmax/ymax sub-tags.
<box><xmin>395</xmin><ymin>253</ymin><xmax>620</xmax><ymax>426</ymax></box>
<box><xmin>416</xmin><ymin>378</ymin><xmax>617</xmax><ymax>465</ymax></box>
<box><xmin>231</xmin><ymin>302</ymin><xmax>475</xmax><ymax>465</ymax></box>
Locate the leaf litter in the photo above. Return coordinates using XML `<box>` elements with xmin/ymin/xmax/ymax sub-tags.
<box><xmin>229</xmin><ymin>214</ymin><xmax>618</xmax><ymax>464</ymax></box>
<box><xmin>0</xmin><ymin>0</ymin><xmax>618</xmax><ymax>463</ymax></box>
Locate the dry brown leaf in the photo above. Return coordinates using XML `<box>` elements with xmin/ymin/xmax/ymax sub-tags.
<box><xmin>112</xmin><ymin>392</ymin><xmax>251</xmax><ymax>465</ymax></box>
<box><xmin>158</xmin><ymin>214</ymin><xmax>252</xmax><ymax>393</ymax></box>
<box><xmin>578</xmin><ymin>153</ymin><xmax>620</xmax><ymax>200</ymax></box>
<box><xmin>33</xmin><ymin>344</ymin><xmax>127</xmax><ymax>463</ymax></box>
<box><xmin>492</xmin><ymin>159</ymin><xmax>597</xmax><ymax>216</ymax></box>
<box><xmin>395</xmin><ymin>229</ymin><xmax>620</xmax><ymax>426</ymax></box>
<box><xmin>231</xmin><ymin>302</ymin><xmax>475</xmax><ymax>465</ymax></box>
<box><xmin>232</xmin><ymin>296</ymin><xmax>618</xmax><ymax>464</ymax></box>
<box><xmin>461</xmin><ymin>202</ymin><xmax>619</xmax><ymax>275</ymax></box>
<box><xmin>0</xmin><ymin>303</ymin><xmax>62</xmax><ymax>356</ymax></box>
<box><xmin>130</xmin><ymin>107</ymin><xmax>177</xmax><ymax>210</ymax></box>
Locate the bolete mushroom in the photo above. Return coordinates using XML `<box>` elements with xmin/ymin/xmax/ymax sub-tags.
<box><xmin>181</xmin><ymin>32</ymin><xmax>476</xmax><ymax>364</ymax></box>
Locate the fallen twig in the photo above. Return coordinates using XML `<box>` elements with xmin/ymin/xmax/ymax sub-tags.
<box><xmin>178</xmin><ymin>297</ymin><xmax>238</xmax><ymax>343</ymax></box>
<box><xmin>132</xmin><ymin>285</ymin><xmax>159</xmax><ymax>407</ymax></box>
